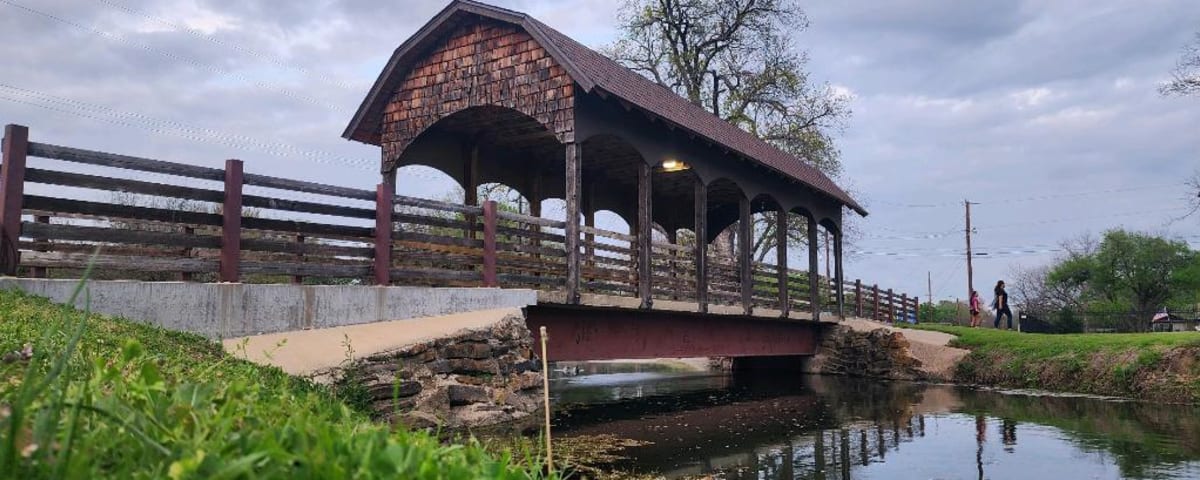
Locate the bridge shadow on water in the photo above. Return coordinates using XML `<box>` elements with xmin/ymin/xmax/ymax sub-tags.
<box><xmin>549</xmin><ymin>364</ymin><xmax>1200</xmax><ymax>479</ymax></box>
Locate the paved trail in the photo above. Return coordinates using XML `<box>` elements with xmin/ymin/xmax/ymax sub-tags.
<box><xmin>223</xmin><ymin>308</ymin><xmax>520</xmax><ymax>377</ymax></box>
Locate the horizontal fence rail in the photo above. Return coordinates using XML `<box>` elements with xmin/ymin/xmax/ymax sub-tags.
<box><xmin>0</xmin><ymin>124</ymin><xmax>919</xmax><ymax>320</ymax></box>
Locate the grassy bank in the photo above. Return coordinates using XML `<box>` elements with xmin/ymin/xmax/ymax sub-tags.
<box><xmin>0</xmin><ymin>287</ymin><xmax>556</xmax><ymax>479</ymax></box>
<box><xmin>911</xmin><ymin>324</ymin><xmax>1200</xmax><ymax>403</ymax></box>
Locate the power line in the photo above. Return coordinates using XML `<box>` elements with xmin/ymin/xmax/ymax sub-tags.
<box><xmin>93</xmin><ymin>0</ymin><xmax>358</xmax><ymax>91</ymax></box>
<box><xmin>0</xmin><ymin>0</ymin><xmax>348</xmax><ymax>113</ymax></box>
<box><xmin>0</xmin><ymin>84</ymin><xmax>375</xmax><ymax>172</ymax></box>
<box><xmin>868</xmin><ymin>183</ymin><xmax>1188</xmax><ymax>210</ymax></box>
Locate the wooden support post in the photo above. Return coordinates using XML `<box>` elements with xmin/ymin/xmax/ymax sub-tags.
<box><xmin>872</xmin><ymin>284</ymin><xmax>880</xmax><ymax>321</ymax></box>
<box><xmin>482</xmin><ymin>200</ymin><xmax>498</xmax><ymax>287</ymax></box>
<box><xmin>583</xmin><ymin>182</ymin><xmax>594</xmax><ymax>267</ymax></box>
<box><xmin>901</xmin><ymin>293</ymin><xmax>909</xmax><ymax>323</ymax></box>
<box><xmin>738</xmin><ymin>195</ymin><xmax>752</xmax><ymax>316</ymax></box>
<box><xmin>292</xmin><ymin>234</ymin><xmax>305</xmax><ymax>285</ymax></box>
<box><xmin>855</xmin><ymin>279</ymin><xmax>863</xmax><ymax>318</ymax></box>
<box><xmin>807</xmin><ymin>216</ymin><xmax>820</xmax><ymax>321</ymax></box>
<box><xmin>637</xmin><ymin>161</ymin><xmax>652</xmax><ymax>309</ymax></box>
<box><xmin>374</xmin><ymin>182</ymin><xmax>393</xmax><ymax>286</ymax></box>
<box><xmin>220</xmin><ymin>159</ymin><xmax>243</xmax><ymax>283</ymax></box>
<box><xmin>914</xmin><ymin>296</ymin><xmax>921</xmax><ymax>324</ymax></box>
<box><xmin>464</xmin><ymin>143</ymin><xmax>479</xmax><ymax>240</ymax></box>
<box><xmin>694</xmin><ymin>179</ymin><xmax>707</xmax><ymax>313</ymax></box>
<box><xmin>776</xmin><ymin>209</ymin><xmax>789</xmax><ymax>317</ymax></box>
<box><xmin>180</xmin><ymin>226</ymin><xmax>195</xmax><ymax>282</ymax></box>
<box><xmin>887</xmin><ymin>288</ymin><xmax>895</xmax><ymax>323</ymax></box>
<box><xmin>0</xmin><ymin>124</ymin><xmax>28</xmax><ymax>276</ymax></box>
<box><xmin>528</xmin><ymin>171</ymin><xmax>542</xmax><ymax>268</ymax></box>
<box><xmin>834</xmin><ymin>231</ymin><xmax>845</xmax><ymax>318</ymax></box>
<box><xmin>31</xmin><ymin>215</ymin><xmax>49</xmax><ymax>278</ymax></box>
<box><xmin>564</xmin><ymin>143</ymin><xmax>581</xmax><ymax>304</ymax></box>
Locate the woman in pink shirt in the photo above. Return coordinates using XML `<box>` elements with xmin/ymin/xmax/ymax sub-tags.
<box><xmin>969</xmin><ymin>290</ymin><xmax>983</xmax><ymax>327</ymax></box>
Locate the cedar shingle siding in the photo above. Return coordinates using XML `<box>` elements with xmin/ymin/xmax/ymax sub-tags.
<box><xmin>380</xmin><ymin>20</ymin><xmax>575</xmax><ymax>169</ymax></box>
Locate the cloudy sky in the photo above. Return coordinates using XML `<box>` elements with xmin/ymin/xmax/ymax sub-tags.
<box><xmin>1</xmin><ymin>0</ymin><xmax>1198</xmax><ymax>302</ymax></box>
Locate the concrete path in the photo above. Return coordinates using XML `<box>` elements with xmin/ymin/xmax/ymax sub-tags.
<box><xmin>223</xmin><ymin>307</ymin><xmax>521</xmax><ymax>377</ymax></box>
<box><xmin>842</xmin><ymin>318</ymin><xmax>970</xmax><ymax>379</ymax></box>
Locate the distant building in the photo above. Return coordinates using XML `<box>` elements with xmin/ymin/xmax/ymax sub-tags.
<box><xmin>1151</xmin><ymin>312</ymin><xmax>1199</xmax><ymax>332</ymax></box>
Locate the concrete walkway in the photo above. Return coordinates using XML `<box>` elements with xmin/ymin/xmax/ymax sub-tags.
<box><xmin>842</xmin><ymin>318</ymin><xmax>969</xmax><ymax>379</ymax></box>
<box><xmin>223</xmin><ymin>307</ymin><xmax>522</xmax><ymax>377</ymax></box>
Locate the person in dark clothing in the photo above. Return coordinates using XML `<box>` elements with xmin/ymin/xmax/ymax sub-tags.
<box><xmin>993</xmin><ymin>280</ymin><xmax>1013</xmax><ymax>329</ymax></box>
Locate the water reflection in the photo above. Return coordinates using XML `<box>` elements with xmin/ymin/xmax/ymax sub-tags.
<box><xmin>551</xmin><ymin>365</ymin><xmax>1200</xmax><ymax>479</ymax></box>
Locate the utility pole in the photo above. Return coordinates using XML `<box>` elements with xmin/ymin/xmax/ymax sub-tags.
<box><xmin>927</xmin><ymin>271</ymin><xmax>933</xmax><ymax>306</ymax></box>
<box><xmin>965</xmin><ymin>200</ymin><xmax>975</xmax><ymax>310</ymax></box>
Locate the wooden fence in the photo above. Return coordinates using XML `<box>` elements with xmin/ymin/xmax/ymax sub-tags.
<box><xmin>0</xmin><ymin>124</ymin><xmax>920</xmax><ymax>321</ymax></box>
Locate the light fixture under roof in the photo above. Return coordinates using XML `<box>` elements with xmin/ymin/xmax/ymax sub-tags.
<box><xmin>660</xmin><ymin>159</ymin><xmax>690</xmax><ymax>172</ymax></box>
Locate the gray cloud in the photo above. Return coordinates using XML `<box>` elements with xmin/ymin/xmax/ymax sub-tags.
<box><xmin>0</xmin><ymin>0</ymin><xmax>1197</xmax><ymax>301</ymax></box>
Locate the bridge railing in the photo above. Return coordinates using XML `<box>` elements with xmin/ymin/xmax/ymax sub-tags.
<box><xmin>9</xmin><ymin>135</ymin><xmax>376</xmax><ymax>283</ymax></box>
<box><xmin>0</xmin><ymin>124</ymin><xmax>921</xmax><ymax>320</ymax></box>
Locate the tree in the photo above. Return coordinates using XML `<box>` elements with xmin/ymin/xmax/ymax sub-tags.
<box><xmin>608</xmin><ymin>0</ymin><xmax>852</xmax><ymax>264</ymax></box>
<box><xmin>1048</xmin><ymin>230</ymin><xmax>1199</xmax><ymax>332</ymax></box>
<box><xmin>1161</xmin><ymin>32</ymin><xmax>1200</xmax><ymax>97</ymax></box>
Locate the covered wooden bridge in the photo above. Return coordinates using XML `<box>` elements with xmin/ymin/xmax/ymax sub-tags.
<box><xmin>0</xmin><ymin>1</ymin><xmax>923</xmax><ymax>361</ymax></box>
<box><xmin>344</xmin><ymin>0</ymin><xmax>868</xmax><ymax>324</ymax></box>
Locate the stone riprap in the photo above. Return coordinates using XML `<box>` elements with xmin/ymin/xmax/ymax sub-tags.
<box><xmin>321</xmin><ymin>310</ymin><xmax>542</xmax><ymax>429</ymax></box>
<box><xmin>803</xmin><ymin>325</ymin><xmax>926</xmax><ymax>380</ymax></box>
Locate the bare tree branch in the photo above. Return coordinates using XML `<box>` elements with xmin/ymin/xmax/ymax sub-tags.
<box><xmin>1161</xmin><ymin>32</ymin><xmax>1200</xmax><ymax>96</ymax></box>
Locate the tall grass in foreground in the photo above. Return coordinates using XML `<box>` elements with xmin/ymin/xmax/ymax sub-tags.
<box><xmin>0</xmin><ymin>275</ymin><xmax>559</xmax><ymax>479</ymax></box>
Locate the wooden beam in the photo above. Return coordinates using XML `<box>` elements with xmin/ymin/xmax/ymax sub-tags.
<box><xmin>482</xmin><ymin>200</ymin><xmax>498</xmax><ymax>287</ymax></box>
<box><xmin>564</xmin><ymin>142</ymin><xmax>581</xmax><ymax>303</ymax></box>
<box><xmin>776</xmin><ymin>210</ymin><xmax>789</xmax><ymax>317</ymax></box>
<box><xmin>872</xmin><ymin>284</ymin><xmax>880</xmax><ymax>321</ymax></box>
<box><xmin>855</xmin><ymin>279</ymin><xmax>863</xmax><ymax>318</ymax></box>
<box><xmin>835</xmin><ymin>231</ymin><xmax>845</xmax><ymax>318</ymax></box>
<box><xmin>694</xmin><ymin>179</ymin><xmax>708</xmax><ymax>313</ymax></box>
<box><xmin>583</xmin><ymin>180</ymin><xmax>594</xmax><ymax>265</ymax></box>
<box><xmin>637</xmin><ymin>161</ymin><xmax>652</xmax><ymax>309</ymax></box>
<box><xmin>808</xmin><ymin>215</ymin><xmax>820</xmax><ymax>321</ymax></box>
<box><xmin>220</xmin><ymin>159</ymin><xmax>243</xmax><ymax>283</ymax></box>
<box><xmin>739</xmin><ymin>194</ymin><xmax>752</xmax><ymax>316</ymax></box>
<box><xmin>0</xmin><ymin>124</ymin><xmax>28</xmax><ymax>275</ymax></box>
<box><xmin>375</xmin><ymin>182</ymin><xmax>394</xmax><ymax>286</ymax></box>
<box><xmin>464</xmin><ymin>142</ymin><xmax>479</xmax><ymax>239</ymax></box>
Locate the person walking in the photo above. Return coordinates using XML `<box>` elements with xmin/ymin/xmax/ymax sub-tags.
<box><xmin>969</xmin><ymin>290</ymin><xmax>983</xmax><ymax>328</ymax></box>
<box><xmin>993</xmin><ymin>280</ymin><xmax>1013</xmax><ymax>330</ymax></box>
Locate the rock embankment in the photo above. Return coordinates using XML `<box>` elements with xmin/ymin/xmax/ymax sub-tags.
<box><xmin>225</xmin><ymin>307</ymin><xmax>544</xmax><ymax>431</ymax></box>
<box><xmin>805</xmin><ymin>320</ymin><xmax>969</xmax><ymax>381</ymax></box>
<box><xmin>326</xmin><ymin>311</ymin><xmax>543</xmax><ymax>430</ymax></box>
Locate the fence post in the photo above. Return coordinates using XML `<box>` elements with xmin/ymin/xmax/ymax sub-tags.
<box><xmin>374</xmin><ymin>183</ymin><xmax>393</xmax><ymax>286</ymax></box>
<box><xmin>914</xmin><ymin>296</ymin><xmax>921</xmax><ymax>324</ymax></box>
<box><xmin>0</xmin><ymin>124</ymin><xmax>28</xmax><ymax>276</ymax></box>
<box><xmin>180</xmin><ymin>226</ymin><xmax>195</xmax><ymax>282</ymax></box>
<box><xmin>31</xmin><ymin>215</ymin><xmax>49</xmax><ymax>278</ymax></box>
<box><xmin>854</xmin><ymin>279</ymin><xmax>862</xmax><ymax>318</ymax></box>
<box><xmin>482</xmin><ymin>200</ymin><xmax>498</xmax><ymax>287</ymax></box>
<box><xmin>872</xmin><ymin>284</ymin><xmax>880</xmax><ymax>321</ymax></box>
<box><xmin>220</xmin><ymin>159</ymin><xmax>243</xmax><ymax>283</ymax></box>
<box><xmin>901</xmin><ymin>293</ymin><xmax>909</xmax><ymax>323</ymax></box>
<box><xmin>887</xmin><ymin>288</ymin><xmax>895</xmax><ymax>323</ymax></box>
<box><xmin>292</xmin><ymin>234</ymin><xmax>305</xmax><ymax>285</ymax></box>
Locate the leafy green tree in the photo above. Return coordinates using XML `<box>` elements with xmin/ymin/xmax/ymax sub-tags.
<box><xmin>1048</xmin><ymin>230</ymin><xmax>1199</xmax><ymax>332</ymax></box>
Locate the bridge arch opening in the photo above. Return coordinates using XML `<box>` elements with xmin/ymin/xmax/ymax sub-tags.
<box><xmin>392</xmin><ymin>105</ymin><xmax>565</xmax><ymax>210</ymax></box>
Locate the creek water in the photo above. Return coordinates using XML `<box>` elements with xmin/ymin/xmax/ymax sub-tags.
<box><xmin>549</xmin><ymin>363</ymin><xmax>1200</xmax><ymax>479</ymax></box>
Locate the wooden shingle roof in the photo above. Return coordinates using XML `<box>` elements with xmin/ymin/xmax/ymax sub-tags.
<box><xmin>344</xmin><ymin>0</ymin><xmax>866</xmax><ymax>216</ymax></box>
